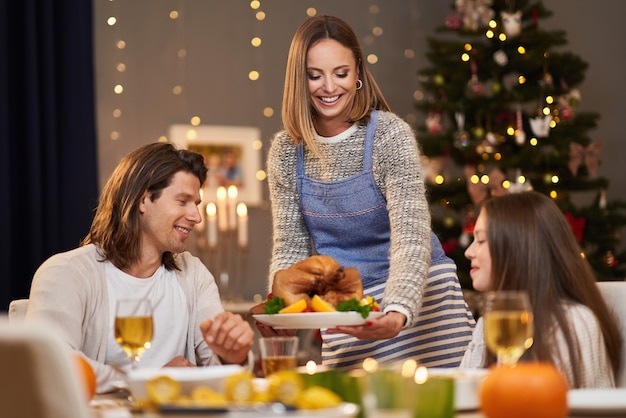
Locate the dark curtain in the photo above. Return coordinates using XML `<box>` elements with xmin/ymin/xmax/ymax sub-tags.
<box><xmin>0</xmin><ymin>1</ymin><xmax>99</xmax><ymax>311</ymax></box>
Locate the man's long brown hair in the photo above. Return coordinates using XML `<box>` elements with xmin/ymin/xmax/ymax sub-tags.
<box><xmin>81</xmin><ymin>142</ymin><xmax>208</xmax><ymax>271</ymax></box>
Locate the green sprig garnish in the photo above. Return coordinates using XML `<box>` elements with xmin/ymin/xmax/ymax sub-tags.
<box><xmin>263</xmin><ymin>296</ymin><xmax>285</xmax><ymax>314</ymax></box>
<box><xmin>336</xmin><ymin>297</ymin><xmax>372</xmax><ymax>318</ymax></box>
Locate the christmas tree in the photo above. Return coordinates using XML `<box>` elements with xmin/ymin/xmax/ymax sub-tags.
<box><xmin>415</xmin><ymin>0</ymin><xmax>626</xmax><ymax>288</ymax></box>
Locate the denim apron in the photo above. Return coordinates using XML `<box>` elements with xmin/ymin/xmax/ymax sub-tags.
<box><xmin>296</xmin><ymin>110</ymin><xmax>474</xmax><ymax>369</ymax></box>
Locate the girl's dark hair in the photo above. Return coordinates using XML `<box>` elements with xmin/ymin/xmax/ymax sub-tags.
<box><xmin>483</xmin><ymin>191</ymin><xmax>622</xmax><ymax>387</ymax></box>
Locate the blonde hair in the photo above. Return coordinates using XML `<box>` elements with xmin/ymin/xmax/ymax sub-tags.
<box><xmin>281</xmin><ymin>15</ymin><xmax>390</xmax><ymax>154</ymax></box>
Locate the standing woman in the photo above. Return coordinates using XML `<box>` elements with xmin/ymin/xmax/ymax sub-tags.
<box><xmin>260</xmin><ymin>15</ymin><xmax>475</xmax><ymax>369</ymax></box>
<box><xmin>462</xmin><ymin>191</ymin><xmax>622</xmax><ymax>388</ymax></box>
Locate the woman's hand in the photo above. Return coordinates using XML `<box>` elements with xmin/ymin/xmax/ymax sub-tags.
<box><xmin>329</xmin><ymin>311</ymin><xmax>406</xmax><ymax>340</ymax></box>
<box><xmin>200</xmin><ymin>311</ymin><xmax>254</xmax><ymax>365</ymax></box>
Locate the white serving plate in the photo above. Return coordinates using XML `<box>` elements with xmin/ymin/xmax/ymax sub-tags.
<box><xmin>125</xmin><ymin>364</ymin><xmax>245</xmax><ymax>400</ymax></box>
<box><xmin>253</xmin><ymin>311</ymin><xmax>384</xmax><ymax>329</ymax></box>
<box><xmin>568</xmin><ymin>389</ymin><xmax>626</xmax><ymax>415</ymax></box>
<box><xmin>427</xmin><ymin>368</ymin><xmax>489</xmax><ymax>411</ymax></box>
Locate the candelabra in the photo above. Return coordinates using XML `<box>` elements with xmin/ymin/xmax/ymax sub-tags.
<box><xmin>195</xmin><ymin>185</ymin><xmax>248</xmax><ymax>302</ymax></box>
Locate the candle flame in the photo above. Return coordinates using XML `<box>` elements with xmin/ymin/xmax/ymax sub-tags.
<box><xmin>206</xmin><ymin>202</ymin><xmax>217</xmax><ymax>216</ymax></box>
<box><xmin>216</xmin><ymin>186</ymin><xmax>227</xmax><ymax>201</ymax></box>
<box><xmin>236</xmin><ymin>202</ymin><xmax>247</xmax><ymax>217</ymax></box>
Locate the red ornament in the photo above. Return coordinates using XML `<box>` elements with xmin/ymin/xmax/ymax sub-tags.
<box><xmin>565</xmin><ymin>213</ymin><xmax>586</xmax><ymax>242</ymax></box>
<box><xmin>442</xmin><ymin>238</ymin><xmax>459</xmax><ymax>255</ymax></box>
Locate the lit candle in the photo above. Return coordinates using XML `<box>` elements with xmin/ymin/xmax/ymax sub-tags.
<box><xmin>236</xmin><ymin>202</ymin><xmax>248</xmax><ymax>248</ymax></box>
<box><xmin>227</xmin><ymin>185</ymin><xmax>238</xmax><ymax>230</ymax></box>
<box><xmin>206</xmin><ymin>202</ymin><xmax>217</xmax><ymax>249</ymax></box>
<box><xmin>216</xmin><ymin>186</ymin><xmax>228</xmax><ymax>232</ymax></box>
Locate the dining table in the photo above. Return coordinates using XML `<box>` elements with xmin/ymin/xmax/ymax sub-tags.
<box><xmin>88</xmin><ymin>390</ymin><xmax>609</xmax><ymax>418</ymax></box>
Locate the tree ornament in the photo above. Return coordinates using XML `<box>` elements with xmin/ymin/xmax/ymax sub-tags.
<box><xmin>603</xmin><ymin>251</ymin><xmax>618</xmax><ymax>268</ymax></box>
<box><xmin>445</xmin><ymin>12</ymin><xmax>463</xmax><ymax>29</ymax></box>
<box><xmin>466</xmin><ymin>61</ymin><xmax>484</xmax><ymax>97</ymax></box>
<box><xmin>485</xmin><ymin>131</ymin><xmax>504</xmax><ymax>145</ymax></box>
<box><xmin>453</xmin><ymin>112</ymin><xmax>471</xmax><ymax>149</ymax></box>
<box><xmin>458</xmin><ymin>207</ymin><xmax>477</xmax><ymax>248</ymax></box>
<box><xmin>493</xmin><ymin>49</ymin><xmax>508</xmax><ymax>66</ymax></box>
<box><xmin>565</xmin><ymin>212</ymin><xmax>586</xmax><ymax>242</ymax></box>
<box><xmin>529</xmin><ymin>115</ymin><xmax>552</xmax><ymax>137</ymax></box>
<box><xmin>426</xmin><ymin>111</ymin><xmax>443</xmax><ymax>135</ymax></box>
<box><xmin>508</xmin><ymin>169</ymin><xmax>533</xmax><ymax>193</ymax></box>
<box><xmin>568</xmin><ymin>142</ymin><xmax>603</xmax><ymax>177</ymax></box>
<box><xmin>515</xmin><ymin>107</ymin><xmax>526</xmax><ymax>145</ymax></box>
<box><xmin>599</xmin><ymin>190</ymin><xmax>607</xmax><ymax>209</ymax></box>
<box><xmin>501</xmin><ymin>11</ymin><xmax>522</xmax><ymax>37</ymax></box>
<box><xmin>455</xmin><ymin>0</ymin><xmax>495</xmax><ymax>32</ymax></box>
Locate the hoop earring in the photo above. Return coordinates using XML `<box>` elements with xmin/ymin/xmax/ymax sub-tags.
<box><xmin>356</xmin><ymin>79</ymin><xmax>363</xmax><ymax>90</ymax></box>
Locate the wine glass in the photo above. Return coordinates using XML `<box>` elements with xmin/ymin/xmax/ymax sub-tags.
<box><xmin>483</xmin><ymin>290</ymin><xmax>534</xmax><ymax>367</ymax></box>
<box><xmin>114</xmin><ymin>298</ymin><xmax>154</xmax><ymax>369</ymax></box>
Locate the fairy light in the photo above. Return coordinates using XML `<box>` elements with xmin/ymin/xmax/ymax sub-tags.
<box><xmin>190</xmin><ymin>116</ymin><xmax>201</xmax><ymax>126</ymax></box>
<box><xmin>530</xmin><ymin>137</ymin><xmax>538</xmax><ymax>146</ymax></box>
<box><xmin>481</xmin><ymin>175</ymin><xmax>490</xmax><ymax>184</ymax></box>
<box><xmin>435</xmin><ymin>175</ymin><xmax>444</xmax><ymax>184</ymax></box>
<box><xmin>461</xmin><ymin>53</ymin><xmax>470</xmax><ymax>62</ymax></box>
<box><xmin>517</xmin><ymin>46</ymin><xmax>526</xmax><ymax>54</ymax></box>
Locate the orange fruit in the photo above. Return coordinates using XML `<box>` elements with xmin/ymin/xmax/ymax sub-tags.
<box><xmin>73</xmin><ymin>354</ymin><xmax>97</xmax><ymax>401</ymax></box>
<box><xmin>279</xmin><ymin>298</ymin><xmax>308</xmax><ymax>314</ymax></box>
<box><xmin>479</xmin><ymin>362</ymin><xmax>568</xmax><ymax>418</ymax></box>
<box><xmin>311</xmin><ymin>295</ymin><xmax>336</xmax><ymax>312</ymax></box>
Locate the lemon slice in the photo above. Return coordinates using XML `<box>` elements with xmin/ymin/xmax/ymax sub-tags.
<box><xmin>146</xmin><ymin>375</ymin><xmax>181</xmax><ymax>404</ymax></box>
<box><xmin>311</xmin><ymin>295</ymin><xmax>336</xmax><ymax>312</ymax></box>
<box><xmin>295</xmin><ymin>386</ymin><xmax>342</xmax><ymax>410</ymax></box>
<box><xmin>224</xmin><ymin>370</ymin><xmax>255</xmax><ymax>402</ymax></box>
<box><xmin>267</xmin><ymin>370</ymin><xmax>305</xmax><ymax>405</ymax></box>
<box><xmin>279</xmin><ymin>298</ymin><xmax>308</xmax><ymax>314</ymax></box>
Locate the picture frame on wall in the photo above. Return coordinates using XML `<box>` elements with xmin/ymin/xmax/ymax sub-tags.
<box><xmin>169</xmin><ymin>124</ymin><xmax>263</xmax><ymax>206</ymax></box>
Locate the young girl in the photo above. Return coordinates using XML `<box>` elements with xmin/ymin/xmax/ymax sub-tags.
<box><xmin>462</xmin><ymin>191</ymin><xmax>622</xmax><ymax>388</ymax></box>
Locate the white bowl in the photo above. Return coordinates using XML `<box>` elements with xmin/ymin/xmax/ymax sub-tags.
<box><xmin>125</xmin><ymin>365</ymin><xmax>245</xmax><ymax>400</ymax></box>
<box><xmin>427</xmin><ymin>368</ymin><xmax>488</xmax><ymax>411</ymax></box>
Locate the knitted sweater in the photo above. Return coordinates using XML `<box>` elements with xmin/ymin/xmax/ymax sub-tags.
<box><xmin>267</xmin><ymin>110</ymin><xmax>431</xmax><ymax>323</ymax></box>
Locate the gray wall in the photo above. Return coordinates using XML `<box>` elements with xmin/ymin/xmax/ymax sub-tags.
<box><xmin>93</xmin><ymin>1</ymin><xmax>626</xmax><ymax>300</ymax></box>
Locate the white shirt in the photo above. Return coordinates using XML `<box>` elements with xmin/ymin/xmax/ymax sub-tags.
<box><xmin>105</xmin><ymin>262</ymin><xmax>188</xmax><ymax>370</ymax></box>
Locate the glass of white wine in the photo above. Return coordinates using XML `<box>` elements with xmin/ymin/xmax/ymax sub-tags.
<box><xmin>483</xmin><ymin>290</ymin><xmax>534</xmax><ymax>367</ymax></box>
<box><xmin>114</xmin><ymin>298</ymin><xmax>154</xmax><ymax>369</ymax></box>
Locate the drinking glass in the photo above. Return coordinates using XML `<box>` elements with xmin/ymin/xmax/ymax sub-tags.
<box><xmin>483</xmin><ymin>290</ymin><xmax>534</xmax><ymax>367</ymax></box>
<box><xmin>259</xmin><ymin>336</ymin><xmax>298</xmax><ymax>377</ymax></box>
<box><xmin>114</xmin><ymin>298</ymin><xmax>154</xmax><ymax>369</ymax></box>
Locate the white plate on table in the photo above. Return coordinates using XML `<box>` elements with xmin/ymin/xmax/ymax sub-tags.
<box><xmin>125</xmin><ymin>365</ymin><xmax>245</xmax><ymax>400</ymax></box>
<box><xmin>159</xmin><ymin>402</ymin><xmax>360</xmax><ymax>417</ymax></box>
<box><xmin>253</xmin><ymin>312</ymin><xmax>384</xmax><ymax>329</ymax></box>
<box><xmin>568</xmin><ymin>389</ymin><xmax>626</xmax><ymax>415</ymax></box>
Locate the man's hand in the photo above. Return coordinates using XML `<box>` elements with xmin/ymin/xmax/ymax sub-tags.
<box><xmin>199</xmin><ymin>311</ymin><xmax>254</xmax><ymax>365</ymax></box>
<box><xmin>163</xmin><ymin>355</ymin><xmax>196</xmax><ymax>367</ymax></box>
